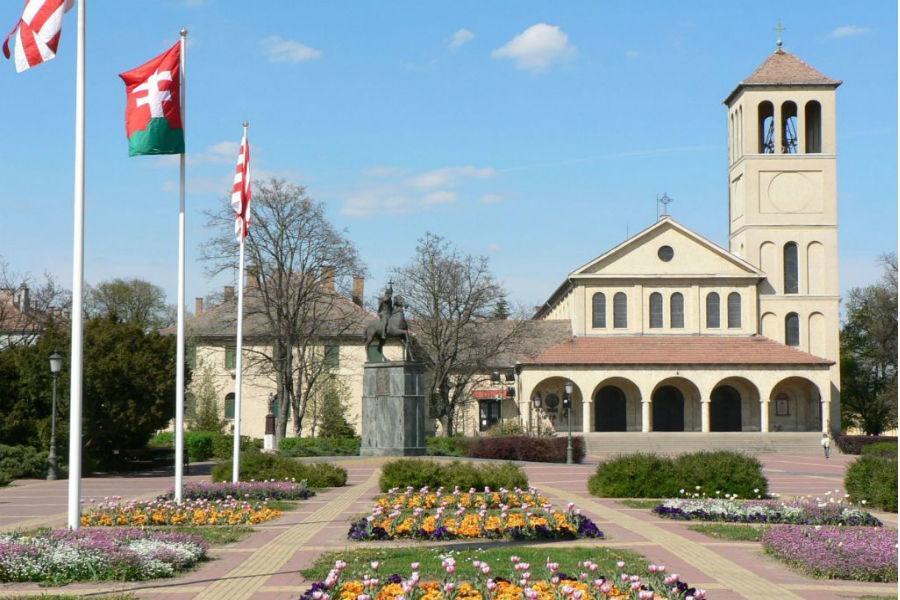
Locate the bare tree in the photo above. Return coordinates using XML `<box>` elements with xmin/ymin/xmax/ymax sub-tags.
<box><xmin>0</xmin><ymin>257</ymin><xmax>70</xmax><ymax>348</ymax></box>
<box><xmin>202</xmin><ymin>179</ymin><xmax>366</xmax><ymax>443</ymax></box>
<box><xmin>391</xmin><ymin>233</ymin><xmax>526</xmax><ymax>435</ymax></box>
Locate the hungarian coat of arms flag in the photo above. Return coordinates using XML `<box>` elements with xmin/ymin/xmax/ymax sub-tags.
<box><xmin>119</xmin><ymin>41</ymin><xmax>184</xmax><ymax>156</ymax></box>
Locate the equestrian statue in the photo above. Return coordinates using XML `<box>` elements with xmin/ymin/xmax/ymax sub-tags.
<box><xmin>364</xmin><ymin>281</ymin><xmax>414</xmax><ymax>361</ymax></box>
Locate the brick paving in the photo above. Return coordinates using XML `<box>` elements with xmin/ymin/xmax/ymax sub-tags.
<box><xmin>0</xmin><ymin>453</ymin><xmax>895</xmax><ymax>599</ymax></box>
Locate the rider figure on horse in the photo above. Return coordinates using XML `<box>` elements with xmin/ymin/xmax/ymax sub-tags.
<box><xmin>377</xmin><ymin>282</ymin><xmax>394</xmax><ymax>340</ymax></box>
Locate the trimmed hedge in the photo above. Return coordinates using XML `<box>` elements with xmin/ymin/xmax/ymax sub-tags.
<box><xmin>149</xmin><ymin>430</ymin><xmax>259</xmax><ymax>461</ymax></box>
<box><xmin>834</xmin><ymin>434</ymin><xmax>898</xmax><ymax>455</ymax></box>
<box><xmin>861</xmin><ymin>441</ymin><xmax>898</xmax><ymax>458</ymax></box>
<box><xmin>279</xmin><ymin>437</ymin><xmax>361</xmax><ymax>457</ymax></box>
<box><xmin>425</xmin><ymin>436</ymin><xmax>471</xmax><ymax>457</ymax></box>
<box><xmin>467</xmin><ymin>435</ymin><xmax>585</xmax><ymax>464</ymax></box>
<box><xmin>845</xmin><ymin>454</ymin><xmax>898</xmax><ymax>513</ymax></box>
<box><xmin>211</xmin><ymin>451</ymin><xmax>347</xmax><ymax>488</ymax></box>
<box><xmin>0</xmin><ymin>444</ymin><xmax>49</xmax><ymax>484</ymax></box>
<box><xmin>588</xmin><ymin>451</ymin><xmax>768</xmax><ymax>499</ymax></box>
<box><xmin>378</xmin><ymin>459</ymin><xmax>528</xmax><ymax>492</ymax></box>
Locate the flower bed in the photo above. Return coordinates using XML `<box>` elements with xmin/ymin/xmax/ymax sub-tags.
<box><xmin>301</xmin><ymin>556</ymin><xmax>705</xmax><ymax>600</ymax></box>
<box><xmin>652</xmin><ymin>495</ymin><xmax>879</xmax><ymax>526</ymax></box>
<box><xmin>0</xmin><ymin>528</ymin><xmax>207</xmax><ymax>583</ymax></box>
<box><xmin>350</xmin><ymin>488</ymin><xmax>602</xmax><ymax>541</ymax></box>
<box><xmin>161</xmin><ymin>480</ymin><xmax>314</xmax><ymax>502</ymax></box>
<box><xmin>762</xmin><ymin>525</ymin><xmax>897</xmax><ymax>582</ymax></box>
<box><xmin>375</xmin><ymin>486</ymin><xmax>550</xmax><ymax>510</ymax></box>
<box><xmin>80</xmin><ymin>496</ymin><xmax>282</xmax><ymax>527</ymax></box>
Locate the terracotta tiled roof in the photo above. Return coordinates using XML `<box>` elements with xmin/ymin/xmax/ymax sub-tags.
<box><xmin>725</xmin><ymin>50</ymin><xmax>841</xmax><ymax>104</ymax></box>
<box><xmin>524</xmin><ymin>335</ymin><xmax>832</xmax><ymax>366</ymax></box>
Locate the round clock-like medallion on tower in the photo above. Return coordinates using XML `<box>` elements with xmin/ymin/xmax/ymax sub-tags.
<box><xmin>767</xmin><ymin>171</ymin><xmax>813</xmax><ymax>213</ymax></box>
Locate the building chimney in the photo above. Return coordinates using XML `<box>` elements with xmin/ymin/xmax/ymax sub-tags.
<box><xmin>195</xmin><ymin>297</ymin><xmax>204</xmax><ymax>315</ymax></box>
<box><xmin>245</xmin><ymin>264</ymin><xmax>258</xmax><ymax>288</ymax></box>
<box><xmin>351</xmin><ymin>276</ymin><xmax>365</xmax><ymax>307</ymax></box>
<box><xmin>322</xmin><ymin>266</ymin><xmax>336</xmax><ymax>293</ymax></box>
<box><xmin>14</xmin><ymin>285</ymin><xmax>29</xmax><ymax>313</ymax></box>
<box><xmin>224</xmin><ymin>286</ymin><xmax>235</xmax><ymax>302</ymax></box>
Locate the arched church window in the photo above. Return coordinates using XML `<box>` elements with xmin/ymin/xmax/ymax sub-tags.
<box><xmin>727</xmin><ymin>292</ymin><xmax>741</xmax><ymax>328</ymax></box>
<box><xmin>805</xmin><ymin>100</ymin><xmax>822</xmax><ymax>153</ymax></box>
<box><xmin>649</xmin><ymin>292</ymin><xmax>663</xmax><ymax>328</ymax></box>
<box><xmin>781</xmin><ymin>101</ymin><xmax>798</xmax><ymax>154</ymax></box>
<box><xmin>706</xmin><ymin>292</ymin><xmax>720</xmax><ymax>328</ymax></box>
<box><xmin>758</xmin><ymin>101</ymin><xmax>774</xmax><ymax>153</ymax></box>
<box><xmin>670</xmin><ymin>293</ymin><xmax>684</xmax><ymax>328</ymax></box>
<box><xmin>613</xmin><ymin>292</ymin><xmax>627</xmax><ymax>329</ymax></box>
<box><xmin>784</xmin><ymin>242</ymin><xmax>799</xmax><ymax>294</ymax></box>
<box><xmin>591</xmin><ymin>292</ymin><xmax>606</xmax><ymax>328</ymax></box>
<box><xmin>224</xmin><ymin>393</ymin><xmax>235</xmax><ymax>419</ymax></box>
<box><xmin>785</xmin><ymin>313</ymin><xmax>800</xmax><ymax>346</ymax></box>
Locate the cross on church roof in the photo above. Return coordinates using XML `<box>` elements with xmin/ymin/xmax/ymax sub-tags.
<box><xmin>774</xmin><ymin>20</ymin><xmax>786</xmax><ymax>51</ymax></box>
<box><xmin>657</xmin><ymin>193</ymin><xmax>673</xmax><ymax>219</ymax></box>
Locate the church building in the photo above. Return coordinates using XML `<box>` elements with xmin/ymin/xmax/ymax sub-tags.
<box><xmin>511</xmin><ymin>43</ymin><xmax>841</xmax><ymax>437</ymax></box>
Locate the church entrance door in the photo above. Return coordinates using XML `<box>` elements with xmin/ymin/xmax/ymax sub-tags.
<box><xmin>652</xmin><ymin>385</ymin><xmax>684</xmax><ymax>431</ymax></box>
<box><xmin>594</xmin><ymin>386</ymin><xmax>627</xmax><ymax>431</ymax></box>
<box><xmin>711</xmin><ymin>385</ymin><xmax>742</xmax><ymax>431</ymax></box>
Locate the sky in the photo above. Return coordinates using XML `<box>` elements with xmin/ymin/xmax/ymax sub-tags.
<box><xmin>2</xmin><ymin>1</ymin><xmax>897</xmax><ymax>314</ymax></box>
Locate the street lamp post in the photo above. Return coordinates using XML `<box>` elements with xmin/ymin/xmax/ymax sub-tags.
<box><xmin>531</xmin><ymin>392</ymin><xmax>542</xmax><ymax>435</ymax></box>
<box><xmin>48</xmin><ymin>351</ymin><xmax>63</xmax><ymax>480</ymax></box>
<box><xmin>563</xmin><ymin>380</ymin><xmax>574</xmax><ymax>465</ymax></box>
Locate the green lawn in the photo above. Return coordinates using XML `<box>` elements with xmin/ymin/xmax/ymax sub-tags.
<box><xmin>616</xmin><ymin>499</ymin><xmax>661</xmax><ymax>509</ymax></box>
<box><xmin>301</xmin><ymin>546</ymin><xmax>647</xmax><ymax>582</ymax></box>
<box><xmin>160</xmin><ymin>524</ymin><xmax>256</xmax><ymax>545</ymax></box>
<box><xmin>687</xmin><ymin>523</ymin><xmax>766</xmax><ymax>541</ymax></box>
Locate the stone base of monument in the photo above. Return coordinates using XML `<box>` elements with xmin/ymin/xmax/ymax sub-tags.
<box><xmin>360</xmin><ymin>361</ymin><xmax>427</xmax><ymax>456</ymax></box>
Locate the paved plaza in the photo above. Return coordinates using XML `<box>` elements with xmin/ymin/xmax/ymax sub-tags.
<box><xmin>0</xmin><ymin>454</ymin><xmax>895</xmax><ymax>600</ymax></box>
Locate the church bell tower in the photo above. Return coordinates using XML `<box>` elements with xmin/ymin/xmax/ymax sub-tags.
<box><xmin>724</xmin><ymin>36</ymin><xmax>841</xmax><ymax>430</ymax></box>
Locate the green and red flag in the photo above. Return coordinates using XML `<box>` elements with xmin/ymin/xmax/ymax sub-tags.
<box><xmin>119</xmin><ymin>41</ymin><xmax>183</xmax><ymax>156</ymax></box>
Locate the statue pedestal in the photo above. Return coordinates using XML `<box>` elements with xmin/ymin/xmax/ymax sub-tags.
<box><xmin>360</xmin><ymin>361</ymin><xmax>426</xmax><ymax>456</ymax></box>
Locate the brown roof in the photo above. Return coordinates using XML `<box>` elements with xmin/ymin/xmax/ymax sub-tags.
<box><xmin>523</xmin><ymin>335</ymin><xmax>833</xmax><ymax>366</ymax></box>
<box><xmin>725</xmin><ymin>50</ymin><xmax>841</xmax><ymax>104</ymax></box>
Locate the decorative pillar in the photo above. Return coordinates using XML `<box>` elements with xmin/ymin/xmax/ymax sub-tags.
<box><xmin>700</xmin><ymin>399</ymin><xmax>710</xmax><ymax>433</ymax></box>
<box><xmin>582</xmin><ymin>398</ymin><xmax>592</xmax><ymax>433</ymax></box>
<box><xmin>641</xmin><ymin>401</ymin><xmax>651</xmax><ymax>433</ymax></box>
<box><xmin>760</xmin><ymin>400</ymin><xmax>770</xmax><ymax>433</ymax></box>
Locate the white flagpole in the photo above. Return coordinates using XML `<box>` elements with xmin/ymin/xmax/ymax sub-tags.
<box><xmin>232</xmin><ymin>121</ymin><xmax>249</xmax><ymax>483</ymax></box>
<box><xmin>174</xmin><ymin>27</ymin><xmax>188</xmax><ymax>503</ymax></box>
<box><xmin>66</xmin><ymin>0</ymin><xmax>86</xmax><ymax>531</ymax></box>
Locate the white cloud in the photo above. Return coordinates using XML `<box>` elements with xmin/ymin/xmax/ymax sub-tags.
<box><xmin>260</xmin><ymin>36</ymin><xmax>322</xmax><ymax>63</ymax></box>
<box><xmin>449</xmin><ymin>28</ymin><xmax>475</xmax><ymax>51</ymax></box>
<box><xmin>480</xmin><ymin>193</ymin><xmax>504</xmax><ymax>205</ymax></box>
<box><xmin>405</xmin><ymin>166</ymin><xmax>495</xmax><ymax>190</ymax></box>
<box><xmin>341</xmin><ymin>164</ymin><xmax>496</xmax><ymax>217</ymax></box>
<box><xmin>625</xmin><ymin>49</ymin><xmax>640</xmax><ymax>59</ymax></box>
<box><xmin>828</xmin><ymin>25</ymin><xmax>870</xmax><ymax>39</ymax></box>
<box><xmin>492</xmin><ymin>23</ymin><xmax>576</xmax><ymax>72</ymax></box>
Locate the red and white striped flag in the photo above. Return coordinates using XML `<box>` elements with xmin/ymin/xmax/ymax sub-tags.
<box><xmin>3</xmin><ymin>0</ymin><xmax>73</xmax><ymax>72</ymax></box>
<box><xmin>231</xmin><ymin>130</ymin><xmax>252</xmax><ymax>242</ymax></box>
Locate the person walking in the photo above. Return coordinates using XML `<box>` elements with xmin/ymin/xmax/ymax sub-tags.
<box><xmin>821</xmin><ymin>432</ymin><xmax>831</xmax><ymax>459</ymax></box>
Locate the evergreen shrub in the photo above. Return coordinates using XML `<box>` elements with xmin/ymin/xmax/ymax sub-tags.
<box><xmin>845</xmin><ymin>454</ymin><xmax>898</xmax><ymax>512</ymax></box>
<box><xmin>211</xmin><ymin>451</ymin><xmax>347</xmax><ymax>488</ymax></box>
<box><xmin>279</xmin><ymin>437</ymin><xmax>360</xmax><ymax>457</ymax></box>
<box><xmin>378</xmin><ymin>459</ymin><xmax>527</xmax><ymax>492</ymax></box>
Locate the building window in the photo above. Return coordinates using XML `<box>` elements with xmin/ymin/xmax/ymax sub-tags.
<box><xmin>649</xmin><ymin>292</ymin><xmax>663</xmax><ymax>328</ymax></box>
<box><xmin>613</xmin><ymin>292</ymin><xmax>627</xmax><ymax>329</ymax></box>
<box><xmin>657</xmin><ymin>245</ymin><xmax>674</xmax><ymax>262</ymax></box>
<box><xmin>706</xmin><ymin>292</ymin><xmax>720</xmax><ymax>328</ymax></box>
<box><xmin>324</xmin><ymin>345</ymin><xmax>340</xmax><ymax>369</ymax></box>
<box><xmin>225</xmin><ymin>346</ymin><xmax>236</xmax><ymax>370</ymax></box>
<box><xmin>224</xmin><ymin>393</ymin><xmax>235</xmax><ymax>419</ymax></box>
<box><xmin>670</xmin><ymin>292</ymin><xmax>684</xmax><ymax>328</ymax></box>
<box><xmin>785</xmin><ymin>313</ymin><xmax>800</xmax><ymax>346</ymax></box>
<box><xmin>805</xmin><ymin>100</ymin><xmax>822</xmax><ymax>153</ymax></box>
<box><xmin>781</xmin><ymin>101</ymin><xmax>798</xmax><ymax>154</ymax></box>
<box><xmin>784</xmin><ymin>242</ymin><xmax>799</xmax><ymax>294</ymax></box>
<box><xmin>591</xmin><ymin>292</ymin><xmax>606</xmax><ymax>328</ymax></box>
<box><xmin>727</xmin><ymin>292</ymin><xmax>742</xmax><ymax>328</ymax></box>
<box><xmin>478</xmin><ymin>399</ymin><xmax>501</xmax><ymax>432</ymax></box>
<box><xmin>775</xmin><ymin>392</ymin><xmax>791</xmax><ymax>416</ymax></box>
<box><xmin>758</xmin><ymin>100</ymin><xmax>774</xmax><ymax>153</ymax></box>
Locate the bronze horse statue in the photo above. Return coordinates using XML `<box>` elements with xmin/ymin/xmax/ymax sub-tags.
<box><xmin>364</xmin><ymin>295</ymin><xmax>414</xmax><ymax>361</ymax></box>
